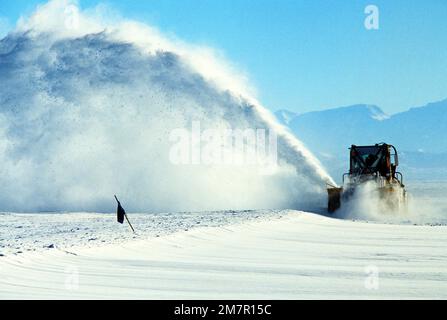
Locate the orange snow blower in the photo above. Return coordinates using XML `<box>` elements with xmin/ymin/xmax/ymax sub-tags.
<box><xmin>327</xmin><ymin>143</ymin><xmax>407</xmax><ymax>213</ymax></box>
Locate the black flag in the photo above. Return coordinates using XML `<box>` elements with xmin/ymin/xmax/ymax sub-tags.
<box><xmin>114</xmin><ymin>195</ymin><xmax>135</xmax><ymax>233</ymax></box>
<box><xmin>114</xmin><ymin>195</ymin><xmax>125</xmax><ymax>224</ymax></box>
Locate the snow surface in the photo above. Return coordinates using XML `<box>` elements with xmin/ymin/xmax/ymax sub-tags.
<box><xmin>0</xmin><ymin>210</ymin><xmax>282</xmax><ymax>256</ymax></box>
<box><xmin>1</xmin><ymin>210</ymin><xmax>446</xmax><ymax>299</ymax></box>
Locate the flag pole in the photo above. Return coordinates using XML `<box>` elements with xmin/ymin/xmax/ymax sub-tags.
<box><xmin>125</xmin><ymin>213</ymin><xmax>135</xmax><ymax>233</ymax></box>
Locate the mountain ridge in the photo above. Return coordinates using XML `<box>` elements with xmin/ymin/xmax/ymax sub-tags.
<box><xmin>275</xmin><ymin>98</ymin><xmax>447</xmax><ymax>179</ymax></box>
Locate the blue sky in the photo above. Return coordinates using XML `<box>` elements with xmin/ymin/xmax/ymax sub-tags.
<box><xmin>1</xmin><ymin>0</ymin><xmax>446</xmax><ymax>114</ymax></box>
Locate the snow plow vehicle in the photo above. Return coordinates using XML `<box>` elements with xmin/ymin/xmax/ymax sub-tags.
<box><xmin>327</xmin><ymin>143</ymin><xmax>407</xmax><ymax>213</ymax></box>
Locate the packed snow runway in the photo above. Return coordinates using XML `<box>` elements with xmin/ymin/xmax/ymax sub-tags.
<box><xmin>1</xmin><ymin>211</ymin><xmax>446</xmax><ymax>299</ymax></box>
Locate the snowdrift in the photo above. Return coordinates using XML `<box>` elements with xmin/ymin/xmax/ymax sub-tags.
<box><xmin>1</xmin><ymin>210</ymin><xmax>446</xmax><ymax>299</ymax></box>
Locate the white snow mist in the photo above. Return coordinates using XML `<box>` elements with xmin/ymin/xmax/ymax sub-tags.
<box><xmin>0</xmin><ymin>0</ymin><xmax>334</xmax><ymax>212</ymax></box>
<box><xmin>336</xmin><ymin>181</ymin><xmax>447</xmax><ymax>224</ymax></box>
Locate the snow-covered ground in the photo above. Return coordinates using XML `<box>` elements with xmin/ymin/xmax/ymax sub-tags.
<box><xmin>0</xmin><ymin>210</ymin><xmax>283</xmax><ymax>256</ymax></box>
<box><xmin>1</xmin><ymin>210</ymin><xmax>446</xmax><ymax>299</ymax></box>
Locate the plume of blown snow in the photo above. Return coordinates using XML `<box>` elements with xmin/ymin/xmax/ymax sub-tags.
<box><xmin>0</xmin><ymin>0</ymin><xmax>334</xmax><ymax>212</ymax></box>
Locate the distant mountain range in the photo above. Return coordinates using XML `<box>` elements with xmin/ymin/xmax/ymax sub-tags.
<box><xmin>275</xmin><ymin>99</ymin><xmax>447</xmax><ymax>181</ymax></box>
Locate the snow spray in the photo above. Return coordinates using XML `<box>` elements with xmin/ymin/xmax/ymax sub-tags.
<box><xmin>0</xmin><ymin>0</ymin><xmax>334</xmax><ymax>212</ymax></box>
